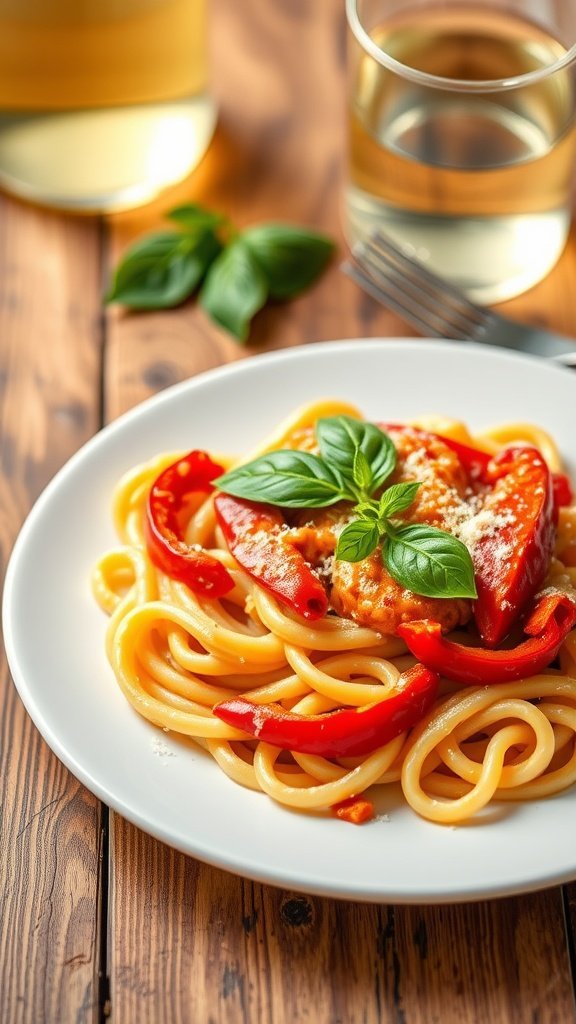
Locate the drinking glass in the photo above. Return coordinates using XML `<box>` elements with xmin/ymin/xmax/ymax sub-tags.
<box><xmin>0</xmin><ymin>0</ymin><xmax>216</xmax><ymax>213</ymax></box>
<box><xmin>345</xmin><ymin>0</ymin><xmax>576</xmax><ymax>303</ymax></box>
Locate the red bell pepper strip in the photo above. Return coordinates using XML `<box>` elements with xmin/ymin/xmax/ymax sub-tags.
<box><xmin>381</xmin><ymin>422</ymin><xmax>492</xmax><ymax>481</ymax></box>
<box><xmin>552</xmin><ymin>471</ymin><xmax>573</xmax><ymax>511</ymax></box>
<box><xmin>381</xmin><ymin>425</ymin><xmax>556</xmax><ymax>644</ymax></box>
<box><xmin>382</xmin><ymin>422</ymin><xmax>572</xmax><ymax>514</ymax></box>
<box><xmin>212</xmin><ymin>664</ymin><xmax>439</xmax><ymax>757</ymax></box>
<box><xmin>471</xmin><ymin>446</ymin><xmax>555</xmax><ymax>647</ymax></box>
<box><xmin>145</xmin><ymin>450</ymin><xmax>234</xmax><ymax>598</ymax></box>
<box><xmin>214</xmin><ymin>492</ymin><xmax>328</xmax><ymax>621</ymax></box>
<box><xmin>435</xmin><ymin>435</ymin><xmax>491</xmax><ymax>479</ymax></box>
<box><xmin>437</xmin><ymin>435</ymin><xmax>572</xmax><ymax>517</ymax></box>
<box><xmin>397</xmin><ymin>592</ymin><xmax>576</xmax><ymax>686</ymax></box>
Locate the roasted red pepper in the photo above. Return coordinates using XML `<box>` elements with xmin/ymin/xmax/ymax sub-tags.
<box><xmin>214</xmin><ymin>492</ymin><xmax>328</xmax><ymax>620</ymax></box>
<box><xmin>145</xmin><ymin>450</ymin><xmax>234</xmax><ymax>598</ymax></box>
<box><xmin>552</xmin><ymin>471</ymin><xmax>573</xmax><ymax>511</ymax></box>
<box><xmin>435</xmin><ymin>434</ymin><xmax>491</xmax><ymax>479</ymax></box>
<box><xmin>437</xmin><ymin>434</ymin><xmax>572</xmax><ymax>519</ymax></box>
<box><xmin>422</xmin><ymin>436</ymin><xmax>570</xmax><ymax>643</ymax></box>
<box><xmin>397</xmin><ymin>592</ymin><xmax>576</xmax><ymax>685</ymax></box>
<box><xmin>383</xmin><ymin>422</ymin><xmax>572</xmax><ymax>514</ymax></box>
<box><xmin>385</xmin><ymin>424</ymin><xmax>493</xmax><ymax>481</ymax></box>
<box><xmin>384</xmin><ymin>423</ymin><xmax>558</xmax><ymax>646</ymax></box>
<box><xmin>471</xmin><ymin>446</ymin><xmax>555</xmax><ymax>646</ymax></box>
<box><xmin>213</xmin><ymin>664</ymin><xmax>439</xmax><ymax>757</ymax></box>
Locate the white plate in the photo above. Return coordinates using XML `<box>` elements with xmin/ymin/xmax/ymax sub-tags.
<box><xmin>4</xmin><ymin>338</ymin><xmax>576</xmax><ymax>904</ymax></box>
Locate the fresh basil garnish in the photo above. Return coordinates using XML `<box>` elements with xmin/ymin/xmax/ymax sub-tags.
<box><xmin>106</xmin><ymin>203</ymin><xmax>334</xmax><ymax>342</ymax></box>
<box><xmin>378</xmin><ymin>481</ymin><xmax>421</xmax><ymax>519</ymax></box>
<box><xmin>316</xmin><ymin>416</ymin><xmax>396</xmax><ymax>495</ymax></box>
<box><xmin>216</xmin><ymin>414</ymin><xmax>478</xmax><ymax>601</ymax></box>
<box><xmin>216</xmin><ymin>450</ymin><xmax>345</xmax><ymax>507</ymax></box>
<box><xmin>335</xmin><ymin>519</ymin><xmax>380</xmax><ymax>562</ymax></box>
<box><xmin>384</xmin><ymin>524</ymin><xmax>477</xmax><ymax>599</ymax></box>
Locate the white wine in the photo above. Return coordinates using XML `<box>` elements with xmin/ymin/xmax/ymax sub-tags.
<box><xmin>0</xmin><ymin>0</ymin><xmax>216</xmax><ymax>212</ymax></box>
<box><xmin>346</xmin><ymin>5</ymin><xmax>576</xmax><ymax>302</ymax></box>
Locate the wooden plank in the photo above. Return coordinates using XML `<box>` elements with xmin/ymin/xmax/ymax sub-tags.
<box><xmin>566</xmin><ymin>882</ymin><xmax>576</xmax><ymax>980</ymax></box>
<box><xmin>0</xmin><ymin>196</ymin><xmax>104</xmax><ymax>1023</ymax></box>
<box><xmin>109</xmin><ymin>820</ymin><xmax>576</xmax><ymax>1024</ymax></box>
<box><xmin>104</xmin><ymin>1</ymin><xmax>576</xmax><ymax>1021</ymax></box>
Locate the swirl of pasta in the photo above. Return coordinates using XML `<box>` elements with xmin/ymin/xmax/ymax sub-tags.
<box><xmin>401</xmin><ymin>676</ymin><xmax>576</xmax><ymax>822</ymax></box>
<box><xmin>92</xmin><ymin>402</ymin><xmax>576</xmax><ymax>825</ymax></box>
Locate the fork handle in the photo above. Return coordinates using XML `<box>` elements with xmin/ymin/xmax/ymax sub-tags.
<box><xmin>478</xmin><ymin>319</ymin><xmax>576</xmax><ymax>362</ymax></box>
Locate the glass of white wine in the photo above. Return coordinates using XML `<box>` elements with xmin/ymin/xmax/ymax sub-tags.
<box><xmin>0</xmin><ymin>0</ymin><xmax>216</xmax><ymax>213</ymax></box>
<box><xmin>345</xmin><ymin>0</ymin><xmax>576</xmax><ymax>303</ymax></box>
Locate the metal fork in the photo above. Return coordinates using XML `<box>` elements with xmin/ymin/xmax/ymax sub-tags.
<box><xmin>342</xmin><ymin>231</ymin><xmax>576</xmax><ymax>364</ymax></box>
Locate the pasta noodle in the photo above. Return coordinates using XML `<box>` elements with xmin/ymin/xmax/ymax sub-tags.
<box><xmin>92</xmin><ymin>400</ymin><xmax>576</xmax><ymax>824</ymax></box>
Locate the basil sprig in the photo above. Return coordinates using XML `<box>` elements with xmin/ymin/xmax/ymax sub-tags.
<box><xmin>106</xmin><ymin>203</ymin><xmax>334</xmax><ymax>342</ymax></box>
<box><xmin>216</xmin><ymin>415</ymin><xmax>477</xmax><ymax>601</ymax></box>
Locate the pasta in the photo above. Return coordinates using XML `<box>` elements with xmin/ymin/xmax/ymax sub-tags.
<box><xmin>92</xmin><ymin>400</ymin><xmax>576</xmax><ymax>825</ymax></box>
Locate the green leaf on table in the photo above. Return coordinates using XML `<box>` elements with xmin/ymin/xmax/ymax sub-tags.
<box><xmin>106</xmin><ymin>203</ymin><xmax>335</xmax><ymax>339</ymax></box>
<box><xmin>166</xmin><ymin>203</ymin><xmax>228</xmax><ymax>233</ymax></box>
<box><xmin>200</xmin><ymin>239</ymin><xmax>269</xmax><ymax>341</ymax></box>
<box><xmin>216</xmin><ymin>450</ymin><xmax>344</xmax><ymax>507</ymax></box>
<box><xmin>383</xmin><ymin>524</ymin><xmax>477</xmax><ymax>599</ymax></box>
<box><xmin>105</xmin><ymin>230</ymin><xmax>221</xmax><ymax>309</ymax></box>
<box><xmin>243</xmin><ymin>223</ymin><xmax>335</xmax><ymax>299</ymax></box>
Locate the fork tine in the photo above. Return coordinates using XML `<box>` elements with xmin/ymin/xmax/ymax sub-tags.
<box><xmin>357</xmin><ymin>239</ymin><xmax>488</xmax><ymax>340</ymax></box>
<box><xmin>353</xmin><ymin>232</ymin><xmax>497</xmax><ymax>339</ymax></box>
<box><xmin>342</xmin><ymin>259</ymin><xmax>453</xmax><ymax>339</ymax></box>
<box><xmin>355</xmin><ymin>246</ymin><xmax>481</xmax><ymax>340</ymax></box>
<box><xmin>344</xmin><ymin>229</ymin><xmax>576</xmax><ymax>363</ymax></box>
<box><xmin>347</xmin><ymin>242</ymin><xmax>487</xmax><ymax>340</ymax></box>
<box><xmin>367</xmin><ymin>231</ymin><xmax>495</xmax><ymax>330</ymax></box>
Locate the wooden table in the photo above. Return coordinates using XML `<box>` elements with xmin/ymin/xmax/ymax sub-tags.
<box><xmin>2</xmin><ymin>3</ymin><xmax>576</xmax><ymax>1022</ymax></box>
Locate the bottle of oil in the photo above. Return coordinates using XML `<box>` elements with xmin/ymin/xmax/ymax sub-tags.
<box><xmin>0</xmin><ymin>0</ymin><xmax>216</xmax><ymax>212</ymax></box>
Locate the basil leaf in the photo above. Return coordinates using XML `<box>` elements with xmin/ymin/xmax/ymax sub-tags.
<box><xmin>242</xmin><ymin>224</ymin><xmax>334</xmax><ymax>299</ymax></box>
<box><xmin>353</xmin><ymin>450</ymin><xmax>373</xmax><ymax>493</ymax></box>
<box><xmin>216</xmin><ymin>450</ymin><xmax>344</xmax><ymax>507</ymax></box>
<box><xmin>383</xmin><ymin>524</ymin><xmax>477</xmax><ymax>599</ymax></box>
<box><xmin>355</xmin><ymin>500</ymin><xmax>381</xmax><ymax>522</ymax></box>
<box><xmin>167</xmin><ymin>203</ymin><xmax>227</xmax><ymax>232</ymax></box>
<box><xmin>336</xmin><ymin>520</ymin><xmax>380</xmax><ymax>562</ymax></box>
<box><xmin>379</xmin><ymin>482</ymin><xmax>421</xmax><ymax>519</ymax></box>
<box><xmin>316</xmin><ymin>416</ymin><xmax>396</xmax><ymax>495</ymax></box>
<box><xmin>106</xmin><ymin>230</ymin><xmax>221</xmax><ymax>309</ymax></box>
<box><xmin>200</xmin><ymin>239</ymin><xmax>268</xmax><ymax>341</ymax></box>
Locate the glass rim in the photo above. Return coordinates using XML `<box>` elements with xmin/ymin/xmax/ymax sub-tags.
<box><xmin>345</xmin><ymin>0</ymin><xmax>576</xmax><ymax>92</ymax></box>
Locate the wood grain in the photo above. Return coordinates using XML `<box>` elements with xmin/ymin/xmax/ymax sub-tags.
<box><xmin>0</xmin><ymin>196</ymin><xmax>104</xmax><ymax>1023</ymax></box>
<box><xmin>108</xmin><ymin>827</ymin><xmax>576</xmax><ymax>1024</ymax></box>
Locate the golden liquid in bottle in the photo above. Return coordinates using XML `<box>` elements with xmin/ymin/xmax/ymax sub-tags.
<box><xmin>0</xmin><ymin>0</ymin><xmax>216</xmax><ymax>211</ymax></box>
<box><xmin>347</xmin><ymin>4</ymin><xmax>576</xmax><ymax>302</ymax></box>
